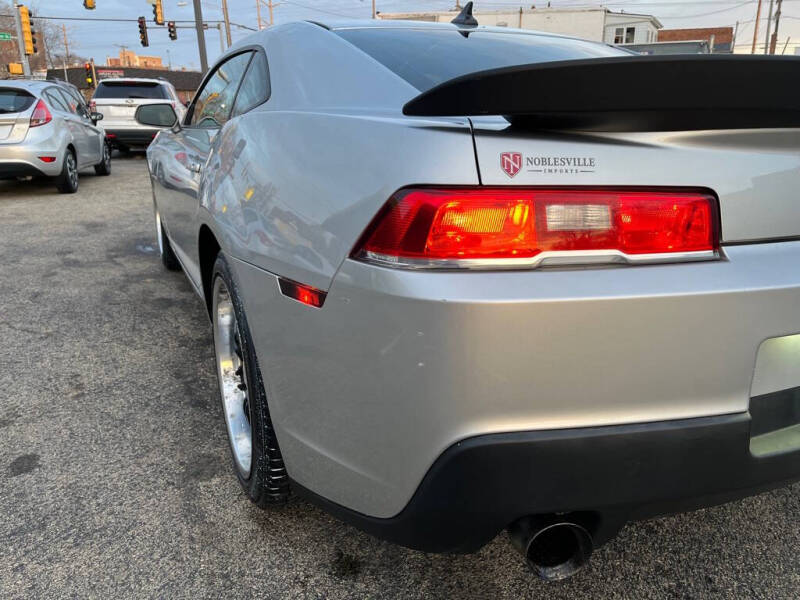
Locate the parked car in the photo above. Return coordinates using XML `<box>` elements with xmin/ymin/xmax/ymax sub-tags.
<box><xmin>145</xmin><ymin>16</ymin><xmax>800</xmax><ymax>580</ymax></box>
<box><xmin>0</xmin><ymin>79</ymin><xmax>110</xmax><ymax>193</ymax></box>
<box><xmin>91</xmin><ymin>78</ymin><xmax>186</xmax><ymax>153</ymax></box>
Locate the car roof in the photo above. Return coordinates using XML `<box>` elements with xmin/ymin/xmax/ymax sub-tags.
<box><xmin>310</xmin><ymin>17</ymin><xmax>576</xmax><ymax>41</ymax></box>
<box><xmin>97</xmin><ymin>77</ymin><xmax>171</xmax><ymax>85</ymax></box>
<box><xmin>0</xmin><ymin>79</ymin><xmax>52</xmax><ymax>90</ymax></box>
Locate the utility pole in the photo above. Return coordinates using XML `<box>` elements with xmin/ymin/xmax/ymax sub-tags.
<box><xmin>12</xmin><ymin>4</ymin><xmax>30</xmax><ymax>76</ymax></box>
<box><xmin>256</xmin><ymin>0</ymin><xmax>262</xmax><ymax>30</ymax></box>
<box><xmin>221</xmin><ymin>0</ymin><xmax>232</xmax><ymax>46</ymax></box>
<box><xmin>731</xmin><ymin>21</ymin><xmax>739</xmax><ymax>52</ymax></box>
<box><xmin>269</xmin><ymin>0</ymin><xmax>275</xmax><ymax>27</ymax></box>
<box><xmin>769</xmin><ymin>0</ymin><xmax>783</xmax><ymax>54</ymax></box>
<box><xmin>62</xmin><ymin>24</ymin><xmax>69</xmax><ymax>65</ymax></box>
<box><xmin>372</xmin><ymin>0</ymin><xmax>376</xmax><ymax>18</ymax></box>
<box><xmin>764</xmin><ymin>0</ymin><xmax>774</xmax><ymax>54</ymax></box>
<box><xmin>192</xmin><ymin>0</ymin><xmax>208</xmax><ymax>73</ymax></box>
<box><xmin>751</xmin><ymin>0</ymin><xmax>763</xmax><ymax>53</ymax></box>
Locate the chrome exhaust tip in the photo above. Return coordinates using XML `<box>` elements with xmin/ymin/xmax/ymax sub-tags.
<box><xmin>509</xmin><ymin>516</ymin><xmax>594</xmax><ymax>581</ymax></box>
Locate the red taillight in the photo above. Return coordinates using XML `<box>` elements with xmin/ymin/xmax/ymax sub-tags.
<box><xmin>106</xmin><ymin>133</ymin><xmax>116</xmax><ymax>139</ymax></box>
<box><xmin>29</xmin><ymin>99</ymin><xmax>52</xmax><ymax>128</ymax></box>
<box><xmin>353</xmin><ymin>188</ymin><xmax>719</xmax><ymax>268</ymax></box>
<box><xmin>278</xmin><ymin>278</ymin><xmax>326</xmax><ymax>308</ymax></box>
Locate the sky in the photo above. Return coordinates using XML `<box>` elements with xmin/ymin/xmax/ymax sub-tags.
<box><xmin>32</xmin><ymin>0</ymin><xmax>800</xmax><ymax>70</ymax></box>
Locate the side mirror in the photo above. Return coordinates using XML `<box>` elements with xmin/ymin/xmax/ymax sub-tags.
<box><xmin>90</xmin><ymin>112</ymin><xmax>103</xmax><ymax>123</ymax></box>
<box><xmin>135</xmin><ymin>103</ymin><xmax>178</xmax><ymax>128</ymax></box>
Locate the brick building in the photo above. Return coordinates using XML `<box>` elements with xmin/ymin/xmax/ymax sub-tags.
<box><xmin>658</xmin><ymin>27</ymin><xmax>734</xmax><ymax>53</ymax></box>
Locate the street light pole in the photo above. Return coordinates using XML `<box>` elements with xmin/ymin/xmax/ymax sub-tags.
<box><xmin>192</xmin><ymin>0</ymin><xmax>208</xmax><ymax>73</ymax></box>
<box><xmin>256</xmin><ymin>0</ymin><xmax>262</xmax><ymax>29</ymax></box>
<box><xmin>12</xmin><ymin>3</ymin><xmax>30</xmax><ymax>76</ymax></box>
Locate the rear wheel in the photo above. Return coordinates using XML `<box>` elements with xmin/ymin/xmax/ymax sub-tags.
<box><xmin>55</xmin><ymin>150</ymin><xmax>78</xmax><ymax>194</ymax></box>
<box><xmin>94</xmin><ymin>142</ymin><xmax>111</xmax><ymax>176</ymax></box>
<box><xmin>155</xmin><ymin>210</ymin><xmax>180</xmax><ymax>271</ymax></box>
<box><xmin>212</xmin><ymin>253</ymin><xmax>291</xmax><ymax>506</ymax></box>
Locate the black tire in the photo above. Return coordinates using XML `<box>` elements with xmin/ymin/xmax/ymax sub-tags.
<box><xmin>155</xmin><ymin>210</ymin><xmax>180</xmax><ymax>271</ymax></box>
<box><xmin>212</xmin><ymin>253</ymin><xmax>291</xmax><ymax>506</ymax></box>
<box><xmin>94</xmin><ymin>141</ymin><xmax>111</xmax><ymax>176</ymax></box>
<box><xmin>55</xmin><ymin>149</ymin><xmax>78</xmax><ymax>194</ymax></box>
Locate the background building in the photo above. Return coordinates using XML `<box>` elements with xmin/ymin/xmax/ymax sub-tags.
<box><xmin>106</xmin><ymin>49</ymin><xmax>166</xmax><ymax>70</ymax></box>
<box><xmin>657</xmin><ymin>27</ymin><xmax>734</xmax><ymax>53</ymax></box>
<box><xmin>378</xmin><ymin>7</ymin><xmax>662</xmax><ymax>45</ymax></box>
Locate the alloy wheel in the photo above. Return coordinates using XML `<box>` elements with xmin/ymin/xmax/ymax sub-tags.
<box><xmin>213</xmin><ymin>276</ymin><xmax>252</xmax><ymax>478</ymax></box>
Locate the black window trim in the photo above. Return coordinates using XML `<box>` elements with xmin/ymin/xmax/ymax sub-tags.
<box><xmin>184</xmin><ymin>45</ymin><xmax>271</xmax><ymax>129</ymax></box>
<box><xmin>230</xmin><ymin>49</ymin><xmax>271</xmax><ymax>118</ymax></box>
<box><xmin>43</xmin><ymin>86</ymin><xmax>70</xmax><ymax>113</ymax></box>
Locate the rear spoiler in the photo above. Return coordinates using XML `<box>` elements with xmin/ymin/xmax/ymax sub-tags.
<box><xmin>402</xmin><ymin>55</ymin><xmax>800</xmax><ymax>132</ymax></box>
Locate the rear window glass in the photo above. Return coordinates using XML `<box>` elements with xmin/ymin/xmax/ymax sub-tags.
<box><xmin>336</xmin><ymin>29</ymin><xmax>628</xmax><ymax>92</ymax></box>
<box><xmin>0</xmin><ymin>88</ymin><xmax>35</xmax><ymax>113</ymax></box>
<box><xmin>93</xmin><ymin>82</ymin><xmax>168</xmax><ymax>99</ymax></box>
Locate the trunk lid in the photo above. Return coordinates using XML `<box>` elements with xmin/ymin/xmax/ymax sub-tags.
<box><xmin>471</xmin><ymin>121</ymin><xmax>800</xmax><ymax>244</ymax></box>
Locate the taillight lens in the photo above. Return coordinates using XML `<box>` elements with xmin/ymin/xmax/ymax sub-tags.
<box><xmin>352</xmin><ymin>188</ymin><xmax>719</xmax><ymax>268</ymax></box>
<box><xmin>29</xmin><ymin>99</ymin><xmax>52</xmax><ymax>128</ymax></box>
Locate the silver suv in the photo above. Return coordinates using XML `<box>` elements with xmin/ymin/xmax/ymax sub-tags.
<box><xmin>0</xmin><ymin>79</ymin><xmax>110</xmax><ymax>193</ymax></box>
<box><xmin>91</xmin><ymin>78</ymin><xmax>186</xmax><ymax>152</ymax></box>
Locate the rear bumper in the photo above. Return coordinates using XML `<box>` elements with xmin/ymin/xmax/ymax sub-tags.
<box><xmin>0</xmin><ymin>161</ymin><xmax>49</xmax><ymax>178</ymax></box>
<box><xmin>105</xmin><ymin>128</ymin><xmax>160</xmax><ymax>147</ymax></box>
<box><xmin>231</xmin><ymin>240</ymin><xmax>800</xmax><ymax>536</ymax></box>
<box><xmin>294</xmin><ymin>396</ymin><xmax>800</xmax><ymax>552</ymax></box>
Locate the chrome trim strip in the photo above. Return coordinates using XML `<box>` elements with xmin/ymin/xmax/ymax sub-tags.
<box><xmin>358</xmin><ymin>249</ymin><xmax>719</xmax><ymax>271</ymax></box>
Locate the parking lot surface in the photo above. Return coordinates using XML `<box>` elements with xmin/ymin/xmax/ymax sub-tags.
<box><xmin>1</xmin><ymin>155</ymin><xmax>799</xmax><ymax>599</ymax></box>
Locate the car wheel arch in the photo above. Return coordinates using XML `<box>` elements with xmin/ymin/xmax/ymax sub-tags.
<box><xmin>199</xmin><ymin>224</ymin><xmax>221</xmax><ymax>317</ymax></box>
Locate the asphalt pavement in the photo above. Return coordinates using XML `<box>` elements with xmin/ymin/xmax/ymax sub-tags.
<box><xmin>1</xmin><ymin>155</ymin><xmax>798</xmax><ymax>599</ymax></box>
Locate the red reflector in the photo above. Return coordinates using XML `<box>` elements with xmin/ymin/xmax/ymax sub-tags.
<box><xmin>106</xmin><ymin>133</ymin><xmax>117</xmax><ymax>139</ymax></box>
<box><xmin>29</xmin><ymin>99</ymin><xmax>52</xmax><ymax>128</ymax></box>
<box><xmin>353</xmin><ymin>188</ymin><xmax>719</xmax><ymax>267</ymax></box>
<box><xmin>37</xmin><ymin>156</ymin><xmax>56</xmax><ymax>163</ymax></box>
<box><xmin>278</xmin><ymin>278</ymin><xmax>326</xmax><ymax>308</ymax></box>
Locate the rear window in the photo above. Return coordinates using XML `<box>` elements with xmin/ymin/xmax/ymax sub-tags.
<box><xmin>93</xmin><ymin>81</ymin><xmax>168</xmax><ymax>99</ymax></box>
<box><xmin>336</xmin><ymin>29</ymin><xmax>628</xmax><ymax>92</ymax></box>
<box><xmin>0</xmin><ymin>88</ymin><xmax>35</xmax><ymax>113</ymax></box>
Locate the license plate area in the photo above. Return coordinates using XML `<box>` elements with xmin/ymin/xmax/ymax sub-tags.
<box><xmin>749</xmin><ymin>387</ymin><xmax>800</xmax><ymax>457</ymax></box>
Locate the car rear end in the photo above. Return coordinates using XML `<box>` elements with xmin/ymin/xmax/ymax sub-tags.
<box><xmin>0</xmin><ymin>83</ymin><xmax>67</xmax><ymax>178</ymax></box>
<box><xmin>251</xmin><ymin>25</ymin><xmax>800</xmax><ymax>563</ymax></box>
<box><xmin>91</xmin><ymin>79</ymin><xmax>176</xmax><ymax>149</ymax></box>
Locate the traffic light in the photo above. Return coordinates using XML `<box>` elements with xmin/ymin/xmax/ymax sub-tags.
<box><xmin>153</xmin><ymin>0</ymin><xmax>164</xmax><ymax>26</ymax></box>
<box><xmin>167</xmin><ymin>21</ymin><xmax>177</xmax><ymax>41</ymax></box>
<box><xmin>18</xmin><ymin>5</ymin><xmax>34</xmax><ymax>56</ymax></box>
<box><xmin>138</xmin><ymin>16</ymin><xmax>149</xmax><ymax>47</ymax></box>
<box><xmin>29</xmin><ymin>19</ymin><xmax>38</xmax><ymax>54</ymax></box>
<box><xmin>83</xmin><ymin>0</ymin><xmax>96</xmax><ymax>8</ymax></box>
<box><xmin>85</xmin><ymin>62</ymin><xmax>93</xmax><ymax>86</ymax></box>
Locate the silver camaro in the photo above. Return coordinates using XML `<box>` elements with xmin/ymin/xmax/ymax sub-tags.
<box><xmin>146</xmin><ymin>15</ymin><xmax>800</xmax><ymax>579</ymax></box>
